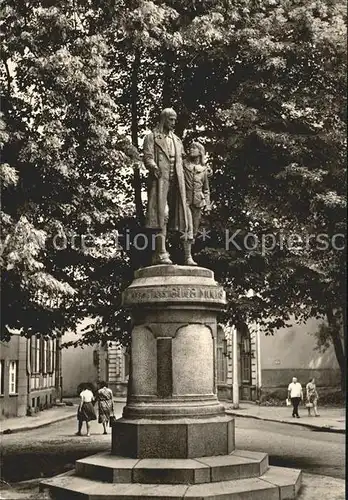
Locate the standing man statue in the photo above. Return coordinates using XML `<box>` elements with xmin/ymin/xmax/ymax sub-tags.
<box><xmin>143</xmin><ymin>108</ymin><xmax>188</xmax><ymax>265</ymax></box>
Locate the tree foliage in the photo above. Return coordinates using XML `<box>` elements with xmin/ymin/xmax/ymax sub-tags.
<box><xmin>1</xmin><ymin>1</ymin><xmax>346</xmax><ymax>388</ymax></box>
<box><xmin>1</xmin><ymin>0</ymin><xmax>134</xmax><ymax>341</ymax></box>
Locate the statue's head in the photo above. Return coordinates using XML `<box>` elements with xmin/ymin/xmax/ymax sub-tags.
<box><xmin>158</xmin><ymin>108</ymin><xmax>177</xmax><ymax>132</ymax></box>
<box><xmin>188</xmin><ymin>141</ymin><xmax>205</xmax><ymax>165</ymax></box>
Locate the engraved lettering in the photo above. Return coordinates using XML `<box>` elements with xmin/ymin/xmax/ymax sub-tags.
<box><xmin>124</xmin><ymin>285</ymin><xmax>225</xmax><ymax>303</ymax></box>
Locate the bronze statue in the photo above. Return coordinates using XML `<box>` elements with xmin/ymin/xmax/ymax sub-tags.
<box><xmin>183</xmin><ymin>141</ymin><xmax>211</xmax><ymax>265</ymax></box>
<box><xmin>143</xmin><ymin>108</ymin><xmax>188</xmax><ymax>265</ymax></box>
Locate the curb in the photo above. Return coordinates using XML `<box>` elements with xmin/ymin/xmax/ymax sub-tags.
<box><xmin>0</xmin><ymin>412</ymin><xmax>76</xmax><ymax>435</ymax></box>
<box><xmin>225</xmin><ymin>410</ymin><xmax>345</xmax><ymax>434</ymax></box>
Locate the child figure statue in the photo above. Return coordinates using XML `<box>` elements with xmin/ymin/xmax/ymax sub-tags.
<box><xmin>183</xmin><ymin>141</ymin><xmax>211</xmax><ymax>266</ymax></box>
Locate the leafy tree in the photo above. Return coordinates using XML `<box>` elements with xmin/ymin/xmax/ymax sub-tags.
<box><xmin>1</xmin><ymin>0</ymin><xmax>346</xmax><ymax>394</ymax></box>
<box><xmin>113</xmin><ymin>0</ymin><xmax>346</xmax><ymax>388</ymax></box>
<box><xmin>1</xmin><ymin>0</ymin><xmax>134</xmax><ymax>341</ymax></box>
<box><xmin>176</xmin><ymin>0</ymin><xmax>347</xmax><ymax>390</ymax></box>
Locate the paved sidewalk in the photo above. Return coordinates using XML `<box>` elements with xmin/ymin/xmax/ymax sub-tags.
<box><xmin>0</xmin><ymin>398</ymin><xmax>127</xmax><ymax>435</ymax></box>
<box><xmin>0</xmin><ymin>405</ymin><xmax>77</xmax><ymax>435</ymax></box>
<box><xmin>224</xmin><ymin>402</ymin><xmax>345</xmax><ymax>433</ymax></box>
<box><xmin>1</xmin><ymin>399</ymin><xmax>344</xmax><ymax>435</ymax></box>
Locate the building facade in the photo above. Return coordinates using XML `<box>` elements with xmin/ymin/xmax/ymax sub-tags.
<box><xmin>60</xmin><ymin>317</ymin><xmax>340</xmax><ymax>405</ymax></box>
<box><xmin>0</xmin><ymin>333</ymin><xmax>61</xmax><ymax>420</ymax></box>
<box><xmin>95</xmin><ymin>342</ymin><xmax>130</xmax><ymax>397</ymax></box>
<box><xmin>61</xmin><ymin>320</ymin><xmax>129</xmax><ymax>398</ymax></box>
<box><xmin>217</xmin><ymin>324</ymin><xmax>259</xmax><ymax>402</ymax></box>
<box><xmin>217</xmin><ymin>318</ymin><xmax>341</xmax><ymax>404</ymax></box>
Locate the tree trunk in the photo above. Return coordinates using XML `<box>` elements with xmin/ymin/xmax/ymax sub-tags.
<box><xmin>131</xmin><ymin>49</ymin><xmax>144</xmax><ymax>227</ymax></box>
<box><xmin>327</xmin><ymin>308</ymin><xmax>346</xmax><ymax>394</ymax></box>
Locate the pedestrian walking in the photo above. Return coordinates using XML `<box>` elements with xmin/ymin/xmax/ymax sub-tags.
<box><xmin>96</xmin><ymin>381</ymin><xmax>114</xmax><ymax>435</ymax></box>
<box><xmin>76</xmin><ymin>383</ymin><xmax>96</xmax><ymax>436</ymax></box>
<box><xmin>306</xmin><ymin>377</ymin><xmax>320</xmax><ymax>417</ymax></box>
<box><xmin>287</xmin><ymin>377</ymin><xmax>303</xmax><ymax>418</ymax></box>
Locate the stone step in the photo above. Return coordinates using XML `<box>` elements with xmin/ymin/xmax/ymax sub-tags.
<box><xmin>40</xmin><ymin>466</ymin><xmax>302</xmax><ymax>499</ymax></box>
<box><xmin>75</xmin><ymin>450</ymin><xmax>268</xmax><ymax>484</ymax></box>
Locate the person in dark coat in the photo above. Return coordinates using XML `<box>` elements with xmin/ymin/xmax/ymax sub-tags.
<box><xmin>143</xmin><ymin>108</ymin><xmax>188</xmax><ymax>264</ymax></box>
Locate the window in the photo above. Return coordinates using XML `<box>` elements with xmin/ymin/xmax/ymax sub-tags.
<box><xmin>30</xmin><ymin>336</ymin><xmax>41</xmax><ymax>373</ymax></box>
<box><xmin>0</xmin><ymin>360</ymin><xmax>4</xmax><ymax>395</ymax></box>
<box><xmin>124</xmin><ymin>352</ymin><xmax>130</xmax><ymax>378</ymax></box>
<box><xmin>240</xmin><ymin>334</ymin><xmax>252</xmax><ymax>385</ymax></box>
<box><xmin>42</xmin><ymin>339</ymin><xmax>48</xmax><ymax>374</ymax></box>
<box><xmin>36</xmin><ymin>337</ymin><xmax>41</xmax><ymax>372</ymax></box>
<box><xmin>30</xmin><ymin>337</ymin><xmax>36</xmax><ymax>372</ymax></box>
<box><xmin>241</xmin><ymin>355</ymin><xmax>251</xmax><ymax>384</ymax></box>
<box><xmin>52</xmin><ymin>340</ymin><xmax>56</xmax><ymax>373</ymax></box>
<box><xmin>9</xmin><ymin>361</ymin><xmax>18</xmax><ymax>394</ymax></box>
<box><xmin>217</xmin><ymin>345</ymin><xmax>227</xmax><ymax>383</ymax></box>
<box><xmin>115</xmin><ymin>356</ymin><xmax>121</xmax><ymax>377</ymax></box>
<box><xmin>216</xmin><ymin>326</ymin><xmax>227</xmax><ymax>384</ymax></box>
<box><xmin>242</xmin><ymin>337</ymin><xmax>251</xmax><ymax>354</ymax></box>
<box><xmin>47</xmin><ymin>339</ymin><xmax>52</xmax><ymax>373</ymax></box>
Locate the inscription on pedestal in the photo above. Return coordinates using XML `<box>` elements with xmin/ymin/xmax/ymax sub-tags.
<box><xmin>124</xmin><ymin>285</ymin><xmax>225</xmax><ymax>304</ymax></box>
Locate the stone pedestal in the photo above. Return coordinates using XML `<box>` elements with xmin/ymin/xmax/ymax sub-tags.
<box><xmin>41</xmin><ymin>265</ymin><xmax>302</xmax><ymax>499</ymax></box>
<box><xmin>112</xmin><ymin>265</ymin><xmax>234</xmax><ymax>459</ymax></box>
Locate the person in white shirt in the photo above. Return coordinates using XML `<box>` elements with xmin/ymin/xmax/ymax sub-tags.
<box><xmin>76</xmin><ymin>383</ymin><xmax>96</xmax><ymax>436</ymax></box>
<box><xmin>287</xmin><ymin>377</ymin><xmax>303</xmax><ymax>418</ymax></box>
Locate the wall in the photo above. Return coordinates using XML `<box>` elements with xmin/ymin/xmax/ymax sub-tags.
<box><xmin>0</xmin><ymin>335</ymin><xmax>27</xmax><ymax>419</ymax></box>
<box><xmin>61</xmin><ymin>322</ymin><xmax>98</xmax><ymax>397</ymax></box>
<box><xmin>260</xmin><ymin>317</ymin><xmax>341</xmax><ymax>388</ymax></box>
<box><xmin>29</xmin><ymin>388</ymin><xmax>57</xmax><ymax>411</ymax></box>
<box><xmin>61</xmin><ymin>318</ymin><xmax>129</xmax><ymax>398</ymax></box>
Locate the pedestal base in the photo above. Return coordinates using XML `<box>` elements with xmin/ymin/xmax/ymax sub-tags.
<box><xmin>112</xmin><ymin>415</ymin><xmax>235</xmax><ymax>459</ymax></box>
<box><xmin>41</xmin><ymin>451</ymin><xmax>302</xmax><ymax>499</ymax></box>
<box><xmin>40</xmin><ymin>265</ymin><xmax>302</xmax><ymax>499</ymax></box>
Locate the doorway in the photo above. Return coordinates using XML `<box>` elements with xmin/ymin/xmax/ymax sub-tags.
<box><xmin>240</xmin><ymin>333</ymin><xmax>253</xmax><ymax>400</ymax></box>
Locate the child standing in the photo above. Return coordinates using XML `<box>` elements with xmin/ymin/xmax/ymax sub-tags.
<box><xmin>183</xmin><ymin>142</ymin><xmax>211</xmax><ymax>265</ymax></box>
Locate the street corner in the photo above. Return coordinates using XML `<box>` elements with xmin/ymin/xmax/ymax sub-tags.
<box><xmin>223</xmin><ymin>405</ymin><xmax>346</xmax><ymax>434</ymax></box>
<box><xmin>298</xmin><ymin>473</ymin><xmax>345</xmax><ymax>500</ymax></box>
<box><xmin>0</xmin><ymin>406</ymin><xmax>77</xmax><ymax>435</ymax></box>
<box><xmin>0</xmin><ymin>480</ymin><xmax>50</xmax><ymax>499</ymax></box>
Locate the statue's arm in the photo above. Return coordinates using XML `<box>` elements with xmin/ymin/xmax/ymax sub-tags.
<box><xmin>180</xmin><ymin>139</ymin><xmax>185</xmax><ymax>160</ymax></box>
<box><xmin>203</xmin><ymin>170</ymin><xmax>211</xmax><ymax>210</ymax></box>
<box><xmin>143</xmin><ymin>133</ymin><xmax>160</xmax><ymax>177</ymax></box>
